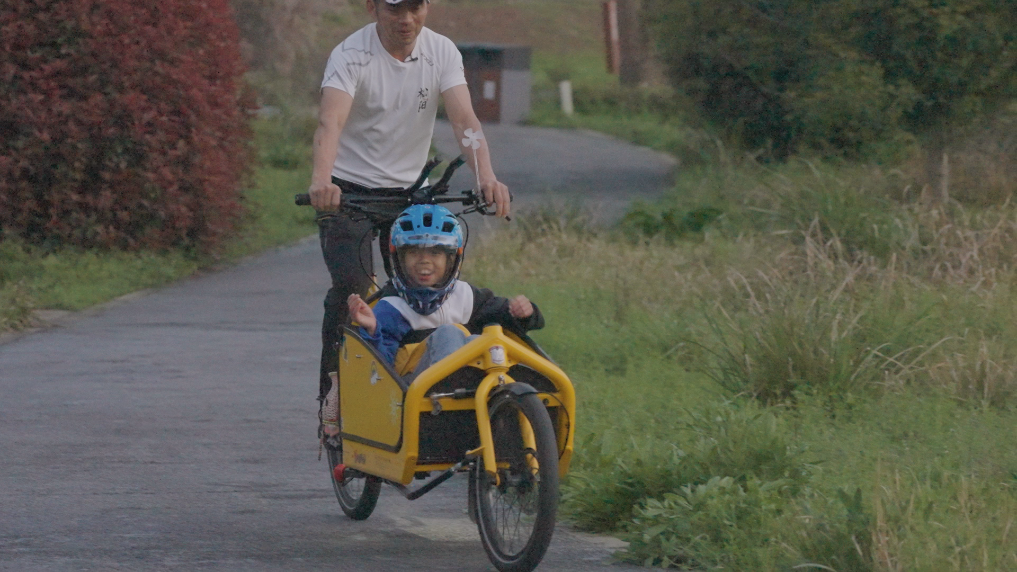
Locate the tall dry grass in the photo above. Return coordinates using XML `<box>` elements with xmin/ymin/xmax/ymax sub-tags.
<box><xmin>463</xmin><ymin>163</ymin><xmax>1017</xmax><ymax>568</ymax></box>
<box><xmin>473</xmin><ymin>188</ymin><xmax>1017</xmax><ymax>409</ymax></box>
<box><xmin>461</xmin><ymin>100</ymin><xmax>1017</xmax><ymax>570</ymax></box>
<box><xmin>466</xmin><ymin>212</ymin><xmax>1017</xmax><ymax>569</ymax></box>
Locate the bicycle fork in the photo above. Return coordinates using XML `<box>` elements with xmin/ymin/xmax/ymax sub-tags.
<box><xmin>471</xmin><ymin>371</ymin><xmax>540</xmax><ymax>486</ymax></box>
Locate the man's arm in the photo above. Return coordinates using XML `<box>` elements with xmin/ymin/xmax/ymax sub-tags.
<box><xmin>441</xmin><ymin>84</ymin><xmax>511</xmax><ymax>218</ymax></box>
<box><xmin>308</xmin><ymin>87</ymin><xmax>354</xmax><ymax>210</ymax></box>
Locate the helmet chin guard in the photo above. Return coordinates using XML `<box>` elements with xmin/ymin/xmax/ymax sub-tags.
<box><xmin>388</xmin><ymin>205</ymin><xmax>464</xmax><ymax>315</ymax></box>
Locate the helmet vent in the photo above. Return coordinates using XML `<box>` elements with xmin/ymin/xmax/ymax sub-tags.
<box><xmin>423</xmin><ymin>213</ymin><xmax>432</xmax><ymax>227</ymax></box>
<box><xmin>400</xmin><ymin>220</ymin><xmax>413</xmax><ymax>232</ymax></box>
<box><xmin>442</xmin><ymin>221</ymin><xmax>455</xmax><ymax>232</ymax></box>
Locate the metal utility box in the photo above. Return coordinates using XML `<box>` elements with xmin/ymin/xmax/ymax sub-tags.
<box><xmin>457</xmin><ymin>43</ymin><xmax>531</xmax><ymax>124</ymax></box>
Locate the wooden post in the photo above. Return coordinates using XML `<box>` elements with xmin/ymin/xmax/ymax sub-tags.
<box><xmin>603</xmin><ymin>1</ymin><xmax>620</xmax><ymax>75</ymax></box>
<box><xmin>617</xmin><ymin>0</ymin><xmax>646</xmax><ymax>86</ymax></box>
<box><xmin>940</xmin><ymin>152</ymin><xmax>950</xmax><ymax>204</ymax></box>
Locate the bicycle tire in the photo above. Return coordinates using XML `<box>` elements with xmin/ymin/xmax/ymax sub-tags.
<box><xmin>326</xmin><ymin>442</ymin><xmax>381</xmax><ymax>520</ymax></box>
<box><xmin>473</xmin><ymin>392</ymin><xmax>559</xmax><ymax>572</ymax></box>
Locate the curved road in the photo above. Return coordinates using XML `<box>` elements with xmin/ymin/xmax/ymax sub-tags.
<box><xmin>0</xmin><ymin>124</ymin><xmax>675</xmax><ymax>571</ymax></box>
<box><xmin>433</xmin><ymin>119</ymin><xmax>676</xmax><ymax>224</ymax></box>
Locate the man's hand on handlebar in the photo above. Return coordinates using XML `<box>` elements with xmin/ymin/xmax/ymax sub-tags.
<box><xmin>296</xmin><ymin>158</ymin><xmax>506</xmax><ymax>219</ymax></box>
<box><xmin>308</xmin><ymin>180</ymin><xmax>342</xmax><ymax>211</ymax></box>
<box><xmin>480</xmin><ymin>177</ymin><xmax>510</xmax><ymax>218</ymax></box>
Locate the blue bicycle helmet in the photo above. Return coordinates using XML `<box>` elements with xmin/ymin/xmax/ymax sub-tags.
<box><xmin>389</xmin><ymin>204</ymin><xmax>464</xmax><ymax>315</ymax></box>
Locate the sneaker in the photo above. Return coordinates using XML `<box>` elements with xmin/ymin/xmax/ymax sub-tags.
<box><xmin>321</xmin><ymin>372</ymin><xmax>339</xmax><ymax>437</ymax></box>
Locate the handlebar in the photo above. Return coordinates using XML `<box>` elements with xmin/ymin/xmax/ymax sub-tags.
<box><xmin>292</xmin><ymin>191</ymin><xmax>479</xmax><ymax>208</ymax></box>
<box><xmin>294</xmin><ymin>155</ymin><xmax>496</xmax><ymax>222</ymax></box>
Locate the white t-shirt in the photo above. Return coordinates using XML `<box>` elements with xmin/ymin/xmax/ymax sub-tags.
<box><xmin>321</xmin><ymin>24</ymin><xmax>467</xmax><ymax>188</ymax></box>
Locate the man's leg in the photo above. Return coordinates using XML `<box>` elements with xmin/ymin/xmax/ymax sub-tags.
<box><xmin>319</xmin><ymin>213</ymin><xmax>375</xmax><ymax>400</ymax></box>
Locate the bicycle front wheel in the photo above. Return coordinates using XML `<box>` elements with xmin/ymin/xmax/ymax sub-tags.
<box><xmin>326</xmin><ymin>442</ymin><xmax>381</xmax><ymax>520</ymax></box>
<box><xmin>473</xmin><ymin>391</ymin><xmax>560</xmax><ymax>572</ymax></box>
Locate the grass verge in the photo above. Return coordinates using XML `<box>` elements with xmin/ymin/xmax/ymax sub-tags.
<box><xmin>512</xmin><ymin>52</ymin><xmax>1017</xmax><ymax>567</ymax></box>
<box><xmin>465</xmin><ymin>214</ymin><xmax>1017</xmax><ymax>571</ymax></box>
<box><xmin>0</xmin><ymin>115</ymin><xmax>317</xmax><ymax>331</ymax></box>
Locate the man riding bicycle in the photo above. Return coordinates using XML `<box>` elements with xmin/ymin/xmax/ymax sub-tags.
<box><xmin>307</xmin><ymin>0</ymin><xmax>511</xmax><ymax>424</ymax></box>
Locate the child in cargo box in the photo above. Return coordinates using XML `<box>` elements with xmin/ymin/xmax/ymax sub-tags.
<box><xmin>320</xmin><ymin>204</ymin><xmax>544</xmax><ymax>435</ymax></box>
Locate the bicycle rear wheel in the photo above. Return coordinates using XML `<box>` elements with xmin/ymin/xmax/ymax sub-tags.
<box><xmin>326</xmin><ymin>441</ymin><xmax>381</xmax><ymax>520</ymax></box>
<box><xmin>473</xmin><ymin>391</ymin><xmax>559</xmax><ymax>572</ymax></box>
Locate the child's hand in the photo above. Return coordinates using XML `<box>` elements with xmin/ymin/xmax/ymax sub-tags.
<box><xmin>508</xmin><ymin>295</ymin><xmax>534</xmax><ymax>319</ymax></box>
<box><xmin>347</xmin><ymin>294</ymin><xmax>377</xmax><ymax>335</ymax></box>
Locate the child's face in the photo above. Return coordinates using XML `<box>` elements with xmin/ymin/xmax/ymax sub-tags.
<box><xmin>401</xmin><ymin>246</ymin><xmax>449</xmax><ymax>287</ymax></box>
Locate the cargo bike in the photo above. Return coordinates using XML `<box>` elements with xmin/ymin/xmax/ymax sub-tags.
<box><xmin>296</xmin><ymin>156</ymin><xmax>576</xmax><ymax>572</ymax></box>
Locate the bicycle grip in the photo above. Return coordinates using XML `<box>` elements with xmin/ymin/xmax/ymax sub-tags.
<box><xmin>295</xmin><ymin>193</ymin><xmax>311</xmax><ymax>206</ymax></box>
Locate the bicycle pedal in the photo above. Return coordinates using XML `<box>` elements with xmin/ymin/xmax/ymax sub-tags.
<box><xmin>333</xmin><ymin>464</ymin><xmax>346</xmax><ymax>482</ymax></box>
<box><xmin>414</xmin><ymin>471</ymin><xmax>431</xmax><ymax>480</ymax></box>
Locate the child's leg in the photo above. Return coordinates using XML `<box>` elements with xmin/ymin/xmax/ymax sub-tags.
<box><xmin>411</xmin><ymin>324</ymin><xmax>476</xmax><ymax>379</ymax></box>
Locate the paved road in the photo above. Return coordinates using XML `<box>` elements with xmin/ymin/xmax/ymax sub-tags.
<box><xmin>433</xmin><ymin>120</ymin><xmax>677</xmax><ymax>224</ymax></box>
<box><xmin>0</xmin><ymin>124</ymin><xmax>674</xmax><ymax>571</ymax></box>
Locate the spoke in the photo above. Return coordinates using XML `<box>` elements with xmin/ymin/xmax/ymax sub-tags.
<box><xmin>479</xmin><ymin>397</ymin><xmax>552</xmax><ymax>559</ymax></box>
<box><xmin>486</xmin><ymin>466</ymin><xmax>538</xmax><ymax>554</ymax></box>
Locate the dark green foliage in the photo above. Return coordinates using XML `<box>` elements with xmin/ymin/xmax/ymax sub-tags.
<box><xmin>253</xmin><ymin>111</ymin><xmax>317</xmax><ymax>170</ymax></box>
<box><xmin>644</xmin><ymin>0</ymin><xmax>832</xmax><ymax>159</ymax></box>
<box><xmin>0</xmin><ymin>243</ymin><xmax>34</xmax><ymax>330</ymax></box>
<box><xmin>619</xmin><ymin>479</ymin><xmax>876</xmax><ymax>570</ymax></box>
<box><xmin>791</xmin><ymin>60</ymin><xmax>916</xmax><ymax>161</ymax></box>
<box><xmin>564</xmin><ymin>401</ymin><xmax>811</xmax><ymax>532</ymax></box>
<box><xmin>643</xmin><ymin>0</ymin><xmax>1017</xmax><ymax>159</ymax></box>
<box><xmin>848</xmin><ymin>0</ymin><xmax>1017</xmax><ymax>132</ymax></box>
<box><xmin>622</xmin><ymin>204</ymin><xmax>723</xmax><ymax>242</ymax></box>
<box><xmin>621</xmin><ymin>476</ymin><xmax>791</xmax><ymax>569</ymax></box>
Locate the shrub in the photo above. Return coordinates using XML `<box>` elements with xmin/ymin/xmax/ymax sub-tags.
<box><xmin>620</xmin><ymin>476</ymin><xmax>790</xmax><ymax>569</ymax></box>
<box><xmin>0</xmin><ymin>281</ymin><xmax>34</xmax><ymax>331</ymax></box>
<box><xmin>620</xmin><ymin>479</ymin><xmax>875</xmax><ymax>570</ymax></box>
<box><xmin>793</xmin><ymin>61</ymin><xmax>916</xmax><ymax>162</ymax></box>
<box><xmin>621</xmin><ymin>204</ymin><xmax>723</xmax><ymax>243</ymax></box>
<box><xmin>563</xmin><ymin>400</ymin><xmax>811</xmax><ymax>532</ymax></box>
<box><xmin>642</xmin><ymin>0</ymin><xmax>1017</xmax><ymax>160</ymax></box>
<box><xmin>253</xmin><ymin>110</ymin><xmax>316</xmax><ymax>170</ymax></box>
<box><xmin>0</xmin><ymin>0</ymin><xmax>254</xmax><ymax>250</ymax></box>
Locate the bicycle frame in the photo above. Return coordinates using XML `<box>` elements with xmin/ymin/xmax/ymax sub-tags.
<box><xmin>309</xmin><ymin>156</ymin><xmax>567</xmax><ymax>570</ymax></box>
<box><xmin>337</xmin><ymin>324</ymin><xmax>575</xmax><ymax>487</ymax></box>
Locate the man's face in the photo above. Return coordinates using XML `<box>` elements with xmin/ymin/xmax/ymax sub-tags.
<box><xmin>368</xmin><ymin>0</ymin><xmax>428</xmax><ymax>54</ymax></box>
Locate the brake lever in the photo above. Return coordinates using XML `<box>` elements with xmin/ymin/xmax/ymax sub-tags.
<box><xmin>460</xmin><ymin>190</ymin><xmax>511</xmax><ymax>221</ymax></box>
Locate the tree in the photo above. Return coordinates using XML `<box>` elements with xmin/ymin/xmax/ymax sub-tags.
<box><xmin>643</xmin><ymin>0</ymin><xmax>1017</xmax><ymax>163</ymax></box>
<box><xmin>846</xmin><ymin>0</ymin><xmax>1017</xmax><ymax>196</ymax></box>
<box><xmin>644</xmin><ymin>0</ymin><xmax>821</xmax><ymax>158</ymax></box>
<box><xmin>0</xmin><ymin>0</ymin><xmax>254</xmax><ymax>250</ymax></box>
<box><xmin>617</xmin><ymin>0</ymin><xmax>650</xmax><ymax>86</ymax></box>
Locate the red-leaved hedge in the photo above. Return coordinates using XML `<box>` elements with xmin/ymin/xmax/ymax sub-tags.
<box><xmin>0</xmin><ymin>0</ymin><xmax>254</xmax><ymax>250</ymax></box>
